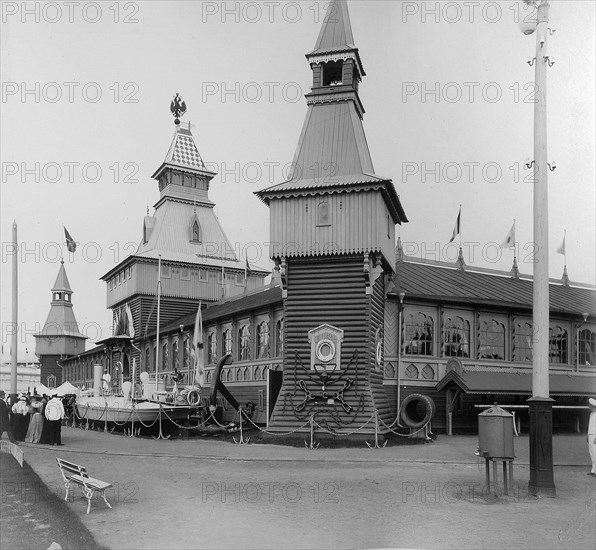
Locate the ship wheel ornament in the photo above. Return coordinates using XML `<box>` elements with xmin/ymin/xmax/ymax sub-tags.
<box><xmin>170</xmin><ymin>93</ymin><xmax>187</xmax><ymax>125</ymax></box>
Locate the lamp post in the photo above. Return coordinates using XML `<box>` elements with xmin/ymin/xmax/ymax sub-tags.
<box><xmin>521</xmin><ymin>0</ymin><xmax>556</xmax><ymax>497</ymax></box>
<box><xmin>396</xmin><ymin>292</ymin><xmax>406</xmax><ymax>425</ymax></box>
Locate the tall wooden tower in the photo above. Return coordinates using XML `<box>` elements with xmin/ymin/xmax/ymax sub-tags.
<box><xmin>256</xmin><ymin>0</ymin><xmax>407</xmax><ymax>434</ymax></box>
<box><xmin>100</xmin><ymin>100</ymin><xmax>268</xmax><ymax>376</ymax></box>
<box><xmin>34</xmin><ymin>260</ymin><xmax>87</xmax><ymax>388</ymax></box>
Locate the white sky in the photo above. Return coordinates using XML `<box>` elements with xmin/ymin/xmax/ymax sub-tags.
<box><xmin>1</xmin><ymin>0</ymin><xmax>595</xmax><ymax>360</ymax></box>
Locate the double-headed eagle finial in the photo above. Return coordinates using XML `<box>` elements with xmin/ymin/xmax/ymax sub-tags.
<box><xmin>170</xmin><ymin>93</ymin><xmax>187</xmax><ymax>125</ymax></box>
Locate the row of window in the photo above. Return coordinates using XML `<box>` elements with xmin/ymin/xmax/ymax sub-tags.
<box><xmin>108</xmin><ymin>266</ymin><xmax>133</xmax><ymax>290</ymax></box>
<box><xmin>403</xmin><ymin>311</ymin><xmax>595</xmax><ymax>365</ymax></box>
<box><xmin>208</xmin><ymin>320</ymin><xmax>284</xmax><ymax>364</ymax></box>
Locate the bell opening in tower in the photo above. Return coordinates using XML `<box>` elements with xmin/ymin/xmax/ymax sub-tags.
<box><xmin>323</xmin><ymin>60</ymin><xmax>343</xmax><ymax>87</ymax></box>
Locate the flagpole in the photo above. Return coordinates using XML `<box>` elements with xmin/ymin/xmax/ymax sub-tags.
<box><xmin>459</xmin><ymin>204</ymin><xmax>462</xmax><ymax>252</ymax></box>
<box><xmin>156</xmin><ymin>255</ymin><xmax>162</xmax><ymax>398</ymax></box>
<box><xmin>527</xmin><ymin>0</ymin><xmax>555</xmax><ymax>498</ymax></box>
<box><xmin>11</xmin><ymin>221</ymin><xmax>18</xmax><ymax>400</ymax></box>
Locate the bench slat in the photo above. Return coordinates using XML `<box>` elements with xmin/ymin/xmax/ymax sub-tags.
<box><xmin>70</xmin><ymin>475</ymin><xmax>112</xmax><ymax>490</ymax></box>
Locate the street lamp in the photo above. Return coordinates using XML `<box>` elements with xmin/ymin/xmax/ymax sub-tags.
<box><xmin>396</xmin><ymin>292</ymin><xmax>406</xmax><ymax>426</ymax></box>
<box><xmin>520</xmin><ymin>0</ymin><xmax>556</xmax><ymax>498</ymax></box>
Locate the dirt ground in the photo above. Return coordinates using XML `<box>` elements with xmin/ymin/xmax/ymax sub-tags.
<box><xmin>3</xmin><ymin>428</ymin><xmax>596</xmax><ymax>550</ymax></box>
<box><xmin>0</xmin><ymin>454</ymin><xmax>107</xmax><ymax>550</ymax></box>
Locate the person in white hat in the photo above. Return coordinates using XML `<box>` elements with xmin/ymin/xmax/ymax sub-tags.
<box><xmin>588</xmin><ymin>398</ymin><xmax>596</xmax><ymax>476</ymax></box>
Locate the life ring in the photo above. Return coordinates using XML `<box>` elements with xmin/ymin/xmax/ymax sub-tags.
<box><xmin>186</xmin><ymin>389</ymin><xmax>201</xmax><ymax>406</ymax></box>
<box><xmin>400</xmin><ymin>393</ymin><xmax>436</xmax><ymax>429</ymax></box>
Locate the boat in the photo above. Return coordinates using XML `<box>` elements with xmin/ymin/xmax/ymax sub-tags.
<box><xmin>75</xmin><ymin>394</ymin><xmax>199</xmax><ymax>423</ymax></box>
<box><xmin>75</xmin><ymin>255</ymin><xmax>205</xmax><ymax>427</ymax></box>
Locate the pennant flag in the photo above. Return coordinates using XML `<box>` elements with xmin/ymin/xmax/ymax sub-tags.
<box><xmin>190</xmin><ymin>303</ymin><xmax>204</xmax><ymax>386</ymax></box>
<box><xmin>501</xmin><ymin>222</ymin><xmax>516</xmax><ymax>249</ymax></box>
<box><xmin>126</xmin><ymin>303</ymin><xmax>135</xmax><ymax>339</ymax></box>
<box><xmin>244</xmin><ymin>256</ymin><xmax>252</xmax><ymax>280</ymax></box>
<box><xmin>64</xmin><ymin>227</ymin><xmax>76</xmax><ymax>253</ymax></box>
<box><xmin>449</xmin><ymin>207</ymin><xmax>461</xmax><ymax>243</ymax></box>
<box><xmin>556</xmin><ymin>235</ymin><xmax>566</xmax><ymax>256</ymax></box>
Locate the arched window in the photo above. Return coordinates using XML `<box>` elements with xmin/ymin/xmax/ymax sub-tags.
<box><xmin>443</xmin><ymin>316</ymin><xmax>470</xmax><ymax>358</ymax></box>
<box><xmin>190</xmin><ymin>219</ymin><xmax>201</xmax><ymax>243</ymax></box>
<box><xmin>404</xmin><ymin>312</ymin><xmax>434</xmax><ymax>356</ymax></box>
<box><xmin>172</xmin><ymin>339</ymin><xmax>179</xmax><ymax>371</ymax></box>
<box><xmin>161</xmin><ymin>341</ymin><xmax>169</xmax><ymax>370</ymax></box>
<box><xmin>578</xmin><ymin>329</ymin><xmax>595</xmax><ymax>366</ymax></box>
<box><xmin>238</xmin><ymin>325</ymin><xmax>251</xmax><ymax>361</ymax></box>
<box><xmin>548</xmin><ymin>326</ymin><xmax>568</xmax><ymax>364</ymax></box>
<box><xmin>144</xmin><ymin>346</ymin><xmax>151</xmax><ymax>372</ymax></box>
<box><xmin>479</xmin><ymin>319</ymin><xmax>506</xmax><ymax>360</ymax></box>
<box><xmin>275</xmin><ymin>319</ymin><xmax>284</xmax><ymax>357</ymax></box>
<box><xmin>222</xmin><ymin>329</ymin><xmax>232</xmax><ymax>357</ymax></box>
<box><xmin>514</xmin><ymin>321</ymin><xmax>533</xmax><ymax>362</ymax></box>
<box><xmin>257</xmin><ymin>322</ymin><xmax>270</xmax><ymax>359</ymax></box>
<box><xmin>208</xmin><ymin>332</ymin><xmax>217</xmax><ymax>364</ymax></box>
<box><xmin>183</xmin><ymin>335</ymin><xmax>190</xmax><ymax>372</ymax></box>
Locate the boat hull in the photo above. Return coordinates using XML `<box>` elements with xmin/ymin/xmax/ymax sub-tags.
<box><xmin>76</xmin><ymin>397</ymin><xmax>197</xmax><ymax>423</ymax></box>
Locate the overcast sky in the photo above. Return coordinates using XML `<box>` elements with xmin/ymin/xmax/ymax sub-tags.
<box><xmin>1</xmin><ymin>0</ymin><xmax>594</xmax><ymax>360</ymax></box>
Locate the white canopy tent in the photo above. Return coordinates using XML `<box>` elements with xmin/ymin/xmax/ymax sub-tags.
<box><xmin>54</xmin><ymin>381</ymin><xmax>78</xmax><ymax>396</ymax></box>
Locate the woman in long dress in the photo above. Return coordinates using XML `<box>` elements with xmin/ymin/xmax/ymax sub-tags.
<box><xmin>25</xmin><ymin>396</ymin><xmax>43</xmax><ymax>443</ymax></box>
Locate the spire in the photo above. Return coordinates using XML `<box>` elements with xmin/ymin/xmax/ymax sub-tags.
<box><xmin>256</xmin><ymin>0</ymin><xmax>407</xmax><ymax>225</ymax></box>
<box><xmin>51</xmin><ymin>259</ymin><xmax>73</xmax><ymax>293</ymax></box>
<box><xmin>152</xmin><ymin>94</ymin><xmax>215</xmax><ymax>183</ymax></box>
<box><xmin>456</xmin><ymin>248</ymin><xmax>466</xmax><ymax>271</ymax></box>
<box><xmin>35</xmin><ymin>262</ymin><xmax>87</xmax><ymax>343</ymax></box>
<box><xmin>310</xmin><ymin>0</ymin><xmax>356</xmax><ymax>55</ymax></box>
<box><xmin>396</xmin><ymin>237</ymin><xmax>404</xmax><ymax>262</ymax></box>
<box><xmin>510</xmin><ymin>256</ymin><xmax>520</xmax><ymax>279</ymax></box>
<box><xmin>561</xmin><ymin>265</ymin><xmax>570</xmax><ymax>287</ymax></box>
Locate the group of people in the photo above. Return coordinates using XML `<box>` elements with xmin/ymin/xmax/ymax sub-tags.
<box><xmin>0</xmin><ymin>390</ymin><xmax>66</xmax><ymax>445</ymax></box>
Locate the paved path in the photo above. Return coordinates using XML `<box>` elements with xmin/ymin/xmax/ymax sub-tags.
<box><xmin>6</xmin><ymin>428</ymin><xmax>596</xmax><ymax>549</ymax></box>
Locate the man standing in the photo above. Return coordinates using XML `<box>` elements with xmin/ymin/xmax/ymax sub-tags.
<box><xmin>0</xmin><ymin>391</ymin><xmax>16</xmax><ymax>443</ymax></box>
<box><xmin>45</xmin><ymin>395</ymin><xmax>65</xmax><ymax>446</ymax></box>
<box><xmin>588</xmin><ymin>398</ymin><xmax>596</xmax><ymax>477</ymax></box>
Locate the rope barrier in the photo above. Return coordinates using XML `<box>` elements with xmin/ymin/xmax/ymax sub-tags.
<box><xmin>69</xmin><ymin>396</ymin><xmax>436</xmax><ymax>446</ymax></box>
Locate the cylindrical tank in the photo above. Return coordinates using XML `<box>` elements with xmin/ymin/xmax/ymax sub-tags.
<box><xmin>478</xmin><ymin>403</ymin><xmax>514</xmax><ymax>458</ymax></box>
<box><xmin>93</xmin><ymin>365</ymin><xmax>103</xmax><ymax>397</ymax></box>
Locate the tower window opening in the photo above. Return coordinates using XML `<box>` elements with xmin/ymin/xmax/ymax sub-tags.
<box><xmin>191</xmin><ymin>220</ymin><xmax>201</xmax><ymax>243</ymax></box>
<box><xmin>323</xmin><ymin>61</ymin><xmax>343</xmax><ymax>87</ymax></box>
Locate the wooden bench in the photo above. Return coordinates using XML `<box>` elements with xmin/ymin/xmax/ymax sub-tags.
<box><xmin>56</xmin><ymin>458</ymin><xmax>112</xmax><ymax>514</ymax></box>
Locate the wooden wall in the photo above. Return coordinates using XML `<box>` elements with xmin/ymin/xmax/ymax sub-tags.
<box><xmin>268</xmin><ymin>192</ymin><xmax>395</xmax><ymax>266</ymax></box>
<box><xmin>269</xmin><ymin>255</ymin><xmax>379</xmax><ymax>434</ymax></box>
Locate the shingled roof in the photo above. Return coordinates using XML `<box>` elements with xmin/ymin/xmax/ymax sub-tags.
<box><xmin>393</xmin><ymin>260</ymin><xmax>596</xmax><ymax>316</ymax></box>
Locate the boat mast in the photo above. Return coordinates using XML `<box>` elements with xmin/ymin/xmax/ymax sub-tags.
<box><xmin>155</xmin><ymin>254</ymin><xmax>162</xmax><ymax>397</ymax></box>
<box><xmin>11</xmin><ymin>221</ymin><xmax>18</xmax><ymax>399</ymax></box>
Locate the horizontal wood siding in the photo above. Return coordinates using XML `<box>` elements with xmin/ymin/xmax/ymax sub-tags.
<box><xmin>269</xmin><ymin>256</ymin><xmax>377</xmax><ymax>434</ymax></box>
<box><xmin>269</xmin><ymin>192</ymin><xmax>395</xmax><ymax>265</ymax></box>
<box><xmin>369</xmin><ymin>275</ymin><xmax>395</xmax><ymax>426</ymax></box>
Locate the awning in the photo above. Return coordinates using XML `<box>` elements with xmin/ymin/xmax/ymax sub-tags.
<box><xmin>435</xmin><ymin>369</ymin><xmax>596</xmax><ymax>397</ymax></box>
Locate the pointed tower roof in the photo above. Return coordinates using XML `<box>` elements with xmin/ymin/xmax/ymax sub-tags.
<box><xmin>310</xmin><ymin>0</ymin><xmax>355</xmax><ymax>54</ymax></box>
<box><xmin>152</xmin><ymin>122</ymin><xmax>216</xmax><ymax>181</ymax></box>
<box><xmin>256</xmin><ymin>0</ymin><xmax>406</xmax><ymax>224</ymax></box>
<box><xmin>34</xmin><ymin>262</ymin><xmax>87</xmax><ymax>341</ymax></box>
<box><xmin>51</xmin><ymin>260</ymin><xmax>72</xmax><ymax>293</ymax></box>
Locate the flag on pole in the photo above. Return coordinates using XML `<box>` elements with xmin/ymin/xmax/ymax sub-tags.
<box><xmin>556</xmin><ymin>234</ymin><xmax>566</xmax><ymax>256</ymax></box>
<box><xmin>125</xmin><ymin>303</ymin><xmax>135</xmax><ymax>339</ymax></box>
<box><xmin>500</xmin><ymin>221</ymin><xmax>516</xmax><ymax>249</ymax></box>
<box><xmin>449</xmin><ymin>207</ymin><xmax>461</xmax><ymax>243</ymax></box>
<box><xmin>190</xmin><ymin>303</ymin><xmax>204</xmax><ymax>386</ymax></box>
<box><xmin>244</xmin><ymin>256</ymin><xmax>252</xmax><ymax>280</ymax></box>
<box><xmin>64</xmin><ymin>227</ymin><xmax>76</xmax><ymax>253</ymax></box>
